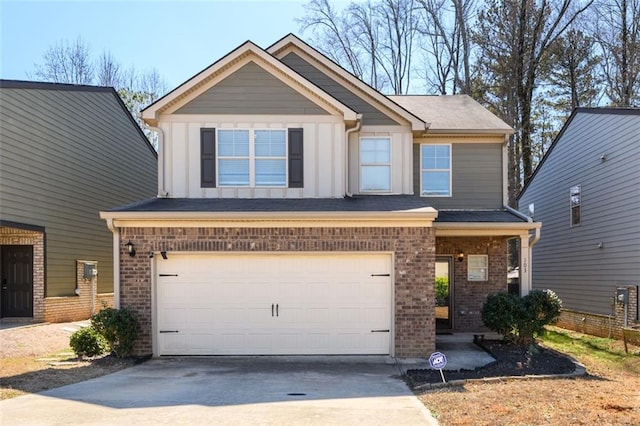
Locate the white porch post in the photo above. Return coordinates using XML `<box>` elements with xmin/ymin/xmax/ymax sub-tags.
<box><xmin>520</xmin><ymin>233</ymin><xmax>531</xmax><ymax>296</ymax></box>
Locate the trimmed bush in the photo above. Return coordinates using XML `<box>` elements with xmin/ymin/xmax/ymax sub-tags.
<box><xmin>91</xmin><ymin>307</ymin><xmax>140</xmax><ymax>357</ymax></box>
<box><xmin>435</xmin><ymin>277</ymin><xmax>449</xmax><ymax>306</ymax></box>
<box><xmin>481</xmin><ymin>289</ymin><xmax>562</xmax><ymax>345</ymax></box>
<box><xmin>70</xmin><ymin>326</ymin><xmax>107</xmax><ymax>358</ymax></box>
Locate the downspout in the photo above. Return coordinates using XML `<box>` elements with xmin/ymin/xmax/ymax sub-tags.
<box><xmin>142</xmin><ymin>118</ymin><xmax>168</xmax><ymax>198</ymax></box>
<box><xmin>344</xmin><ymin>114</ymin><xmax>363</xmax><ymax>197</ymax></box>
<box><xmin>105</xmin><ymin>218</ymin><xmax>120</xmax><ymax>309</ymax></box>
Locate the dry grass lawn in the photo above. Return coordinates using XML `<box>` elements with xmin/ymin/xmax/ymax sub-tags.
<box><xmin>418</xmin><ymin>327</ymin><xmax>640</xmax><ymax>425</ymax></box>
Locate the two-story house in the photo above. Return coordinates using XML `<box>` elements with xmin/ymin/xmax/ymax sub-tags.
<box><xmin>100</xmin><ymin>34</ymin><xmax>539</xmax><ymax>358</ymax></box>
<box><xmin>1</xmin><ymin>80</ymin><xmax>157</xmax><ymax>323</ymax></box>
<box><xmin>518</xmin><ymin>108</ymin><xmax>639</xmax><ymax>339</ymax></box>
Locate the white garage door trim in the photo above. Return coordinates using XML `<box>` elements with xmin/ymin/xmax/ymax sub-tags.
<box><xmin>152</xmin><ymin>252</ymin><xmax>394</xmax><ymax>356</ymax></box>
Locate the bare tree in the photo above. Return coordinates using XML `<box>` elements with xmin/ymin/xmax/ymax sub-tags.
<box><xmin>30</xmin><ymin>37</ymin><xmax>94</xmax><ymax>84</ymax></box>
<box><xmin>300</xmin><ymin>0</ymin><xmax>418</xmax><ymax>94</ymax></box>
<box><xmin>592</xmin><ymin>0</ymin><xmax>640</xmax><ymax>106</ymax></box>
<box><xmin>416</xmin><ymin>0</ymin><xmax>476</xmax><ymax>94</ymax></box>
<box><xmin>96</xmin><ymin>50</ymin><xmax>122</xmax><ymax>87</ymax></box>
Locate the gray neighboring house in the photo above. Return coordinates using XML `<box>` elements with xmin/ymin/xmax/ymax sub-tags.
<box><xmin>0</xmin><ymin>80</ymin><xmax>157</xmax><ymax>323</ymax></box>
<box><xmin>518</xmin><ymin>108</ymin><xmax>640</xmax><ymax>339</ymax></box>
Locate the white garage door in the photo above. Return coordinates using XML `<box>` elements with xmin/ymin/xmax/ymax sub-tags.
<box><xmin>156</xmin><ymin>253</ymin><xmax>392</xmax><ymax>355</ymax></box>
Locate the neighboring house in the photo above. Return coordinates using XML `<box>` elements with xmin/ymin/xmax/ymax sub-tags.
<box><xmin>101</xmin><ymin>34</ymin><xmax>539</xmax><ymax>358</ymax></box>
<box><xmin>518</xmin><ymin>108</ymin><xmax>640</xmax><ymax>339</ymax></box>
<box><xmin>0</xmin><ymin>80</ymin><xmax>157</xmax><ymax>323</ymax></box>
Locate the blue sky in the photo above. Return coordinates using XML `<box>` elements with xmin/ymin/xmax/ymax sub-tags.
<box><xmin>0</xmin><ymin>0</ymin><xmax>315</xmax><ymax>89</ymax></box>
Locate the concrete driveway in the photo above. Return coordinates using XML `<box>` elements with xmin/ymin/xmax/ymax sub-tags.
<box><xmin>0</xmin><ymin>356</ymin><xmax>437</xmax><ymax>425</ymax></box>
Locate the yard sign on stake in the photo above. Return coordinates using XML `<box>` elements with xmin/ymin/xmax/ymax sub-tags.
<box><xmin>429</xmin><ymin>351</ymin><xmax>447</xmax><ymax>383</ymax></box>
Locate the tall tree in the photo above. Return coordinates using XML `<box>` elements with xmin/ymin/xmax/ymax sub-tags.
<box><xmin>474</xmin><ymin>0</ymin><xmax>594</xmax><ymax>204</ymax></box>
<box><xmin>300</xmin><ymin>0</ymin><xmax>418</xmax><ymax>93</ymax></box>
<box><xmin>96</xmin><ymin>50</ymin><xmax>123</xmax><ymax>87</ymax></box>
<box><xmin>592</xmin><ymin>0</ymin><xmax>640</xmax><ymax>106</ymax></box>
<box><xmin>29</xmin><ymin>37</ymin><xmax>94</xmax><ymax>84</ymax></box>
<box><xmin>416</xmin><ymin>0</ymin><xmax>476</xmax><ymax>94</ymax></box>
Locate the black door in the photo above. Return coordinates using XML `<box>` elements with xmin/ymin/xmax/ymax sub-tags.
<box><xmin>1</xmin><ymin>245</ymin><xmax>34</xmax><ymax>317</ymax></box>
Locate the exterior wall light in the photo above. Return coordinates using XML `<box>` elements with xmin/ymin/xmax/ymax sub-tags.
<box><xmin>125</xmin><ymin>240</ymin><xmax>136</xmax><ymax>257</ymax></box>
<box><xmin>457</xmin><ymin>251</ymin><xmax>465</xmax><ymax>262</ymax></box>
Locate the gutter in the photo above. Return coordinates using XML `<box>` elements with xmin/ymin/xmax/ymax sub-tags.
<box><xmin>505</xmin><ymin>205</ymin><xmax>540</xmax><ymax>247</ymax></box>
<box><xmin>141</xmin><ymin>117</ymin><xmax>168</xmax><ymax>198</ymax></box>
<box><xmin>344</xmin><ymin>114</ymin><xmax>363</xmax><ymax>197</ymax></box>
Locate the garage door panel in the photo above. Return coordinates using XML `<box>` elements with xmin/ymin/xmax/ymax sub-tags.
<box><xmin>157</xmin><ymin>253</ymin><xmax>391</xmax><ymax>355</ymax></box>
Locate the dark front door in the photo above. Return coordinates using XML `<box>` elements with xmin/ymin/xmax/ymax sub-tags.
<box><xmin>1</xmin><ymin>245</ymin><xmax>34</xmax><ymax>317</ymax></box>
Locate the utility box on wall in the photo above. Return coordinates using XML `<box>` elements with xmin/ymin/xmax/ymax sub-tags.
<box><xmin>83</xmin><ymin>263</ymin><xmax>97</xmax><ymax>280</ymax></box>
<box><xmin>616</xmin><ymin>288</ymin><xmax>629</xmax><ymax>305</ymax></box>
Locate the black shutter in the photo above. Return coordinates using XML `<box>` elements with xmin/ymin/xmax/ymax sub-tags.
<box><xmin>288</xmin><ymin>128</ymin><xmax>304</xmax><ymax>188</ymax></box>
<box><xmin>201</xmin><ymin>128</ymin><xmax>216</xmax><ymax>187</ymax></box>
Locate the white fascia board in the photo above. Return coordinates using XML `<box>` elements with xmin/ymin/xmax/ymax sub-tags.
<box><xmin>141</xmin><ymin>41</ymin><xmax>357</xmax><ymax>126</ymax></box>
<box><xmin>99</xmin><ymin>208</ymin><xmax>438</xmax><ymax>228</ymax></box>
<box><xmin>268</xmin><ymin>35</ymin><xmax>427</xmax><ymax>132</ymax></box>
<box><xmin>434</xmin><ymin>221</ymin><xmax>541</xmax><ymax>237</ymax></box>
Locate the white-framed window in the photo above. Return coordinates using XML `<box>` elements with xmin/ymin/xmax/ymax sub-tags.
<box><xmin>217</xmin><ymin>129</ymin><xmax>286</xmax><ymax>187</ymax></box>
<box><xmin>468</xmin><ymin>255</ymin><xmax>488</xmax><ymax>281</ymax></box>
<box><xmin>360</xmin><ymin>137</ymin><xmax>391</xmax><ymax>192</ymax></box>
<box><xmin>421</xmin><ymin>144</ymin><xmax>451</xmax><ymax>196</ymax></box>
<box><xmin>570</xmin><ymin>185</ymin><xmax>581</xmax><ymax>226</ymax></box>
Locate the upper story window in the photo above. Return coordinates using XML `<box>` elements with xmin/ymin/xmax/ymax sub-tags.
<box><xmin>570</xmin><ymin>185</ymin><xmax>581</xmax><ymax>226</ymax></box>
<box><xmin>200</xmin><ymin>127</ymin><xmax>303</xmax><ymax>189</ymax></box>
<box><xmin>360</xmin><ymin>137</ymin><xmax>391</xmax><ymax>192</ymax></box>
<box><xmin>421</xmin><ymin>144</ymin><xmax>451</xmax><ymax>197</ymax></box>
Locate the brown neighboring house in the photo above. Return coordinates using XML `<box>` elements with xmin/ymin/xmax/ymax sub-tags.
<box><xmin>101</xmin><ymin>34</ymin><xmax>539</xmax><ymax>358</ymax></box>
<box><xmin>0</xmin><ymin>80</ymin><xmax>157</xmax><ymax>323</ymax></box>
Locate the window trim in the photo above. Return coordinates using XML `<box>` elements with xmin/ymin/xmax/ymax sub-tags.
<box><xmin>467</xmin><ymin>255</ymin><xmax>488</xmax><ymax>281</ymax></box>
<box><xmin>359</xmin><ymin>136</ymin><xmax>392</xmax><ymax>193</ymax></box>
<box><xmin>570</xmin><ymin>184</ymin><xmax>581</xmax><ymax>227</ymax></box>
<box><xmin>216</xmin><ymin>129</ymin><xmax>288</xmax><ymax>188</ymax></box>
<box><xmin>420</xmin><ymin>143</ymin><xmax>452</xmax><ymax>197</ymax></box>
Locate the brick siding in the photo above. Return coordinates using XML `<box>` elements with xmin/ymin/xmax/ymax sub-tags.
<box><xmin>0</xmin><ymin>227</ymin><xmax>112</xmax><ymax>323</ymax></box>
<box><xmin>436</xmin><ymin>236</ymin><xmax>509</xmax><ymax>332</ymax></box>
<box><xmin>557</xmin><ymin>286</ymin><xmax>639</xmax><ymax>343</ymax></box>
<box><xmin>119</xmin><ymin>226</ymin><xmax>436</xmax><ymax>357</ymax></box>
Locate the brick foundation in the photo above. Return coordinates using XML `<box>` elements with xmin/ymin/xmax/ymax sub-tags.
<box><xmin>120</xmin><ymin>226</ymin><xmax>436</xmax><ymax>357</ymax></box>
<box><xmin>436</xmin><ymin>236</ymin><xmax>509</xmax><ymax>332</ymax></box>
<box><xmin>1</xmin><ymin>226</ymin><xmax>113</xmax><ymax>323</ymax></box>
<box><xmin>557</xmin><ymin>286</ymin><xmax>639</xmax><ymax>342</ymax></box>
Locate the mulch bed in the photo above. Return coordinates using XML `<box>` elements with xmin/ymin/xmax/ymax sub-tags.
<box><xmin>405</xmin><ymin>340</ymin><xmax>577</xmax><ymax>386</ymax></box>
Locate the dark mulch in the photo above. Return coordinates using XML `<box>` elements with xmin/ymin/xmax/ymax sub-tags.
<box><xmin>405</xmin><ymin>340</ymin><xmax>577</xmax><ymax>386</ymax></box>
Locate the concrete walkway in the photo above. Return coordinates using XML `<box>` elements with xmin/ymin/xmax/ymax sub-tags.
<box><xmin>0</xmin><ymin>356</ymin><xmax>438</xmax><ymax>426</ymax></box>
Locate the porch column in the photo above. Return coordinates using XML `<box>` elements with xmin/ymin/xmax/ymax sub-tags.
<box><xmin>519</xmin><ymin>233</ymin><xmax>531</xmax><ymax>296</ymax></box>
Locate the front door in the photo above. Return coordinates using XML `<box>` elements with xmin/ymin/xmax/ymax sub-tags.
<box><xmin>435</xmin><ymin>256</ymin><xmax>453</xmax><ymax>332</ymax></box>
<box><xmin>1</xmin><ymin>245</ymin><xmax>34</xmax><ymax>317</ymax></box>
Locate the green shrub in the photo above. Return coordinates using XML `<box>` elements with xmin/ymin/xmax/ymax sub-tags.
<box><xmin>481</xmin><ymin>289</ymin><xmax>562</xmax><ymax>345</ymax></box>
<box><xmin>91</xmin><ymin>307</ymin><xmax>140</xmax><ymax>357</ymax></box>
<box><xmin>435</xmin><ymin>277</ymin><xmax>449</xmax><ymax>306</ymax></box>
<box><xmin>69</xmin><ymin>326</ymin><xmax>107</xmax><ymax>358</ymax></box>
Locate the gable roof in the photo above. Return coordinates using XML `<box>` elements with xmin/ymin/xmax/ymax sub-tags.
<box><xmin>267</xmin><ymin>34</ymin><xmax>427</xmax><ymax>132</ymax></box>
<box><xmin>141</xmin><ymin>40</ymin><xmax>358</xmax><ymax>126</ymax></box>
<box><xmin>0</xmin><ymin>79</ymin><xmax>157</xmax><ymax>157</ymax></box>
<box><xmin>517</xmin><ymin>107</ymin><xmax>640</xmax><ymax>200</ymax></box>
<box><xmin>389</xmin><ymin>95</ymin><xmax>513</xmax><ymax>135</ymax></box>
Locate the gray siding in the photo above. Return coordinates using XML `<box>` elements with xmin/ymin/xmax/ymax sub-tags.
<box><xmin>280</xmin><ymin>52</ymin><xmax>399</xmax><ymax>126</ymax></box>
<box><xmin>413</xmin><ymin>143</ymin><xmax>504</xmax><ymax>209</ymax></box>
<box><xmin>175</xmin><ymin>62</ymin><xmax>329</xmax><ymax>115</ymax></box>
<box><xmin>0</xmin><ymin>86</ymin><xmax>157</xmax><ymax>295</ymax></box>
<box><xmin>519</xmin><ymin>111</ymin><xmax>640</xmax><ymax>315</ymax></box>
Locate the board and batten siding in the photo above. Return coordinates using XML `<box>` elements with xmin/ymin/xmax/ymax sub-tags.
<box><xmin>280</xmin><ymin>52</ymin><xmax>399</xmax><ymax>126</ymax></box>
<box><xmin>348</xmin><ymin>126</ymin><xmax>414</xmax><ymax>195</ymax></box>
<box><xmin>160</xmin><ymin>115</ymin><xmax>345</xmax><ymax>198</ymax></box>
<box><xmin>174</xmin><ymin>62</ymin><xmax>329</xmax><ymax>116</ymax></box>
<box><xmin>518</xmin><ymin>111</ymin><xmax>640</xmax><ymax>315</ymax></box>
<box><xmin>0</xmin><ymin>86</ymin><xmax>157</xmax><ymax>295</ymax></box>
<box><xmin>412</xmin><ymin>140</ymin><xmax>504</xmax><ymax>209</ymax></box>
